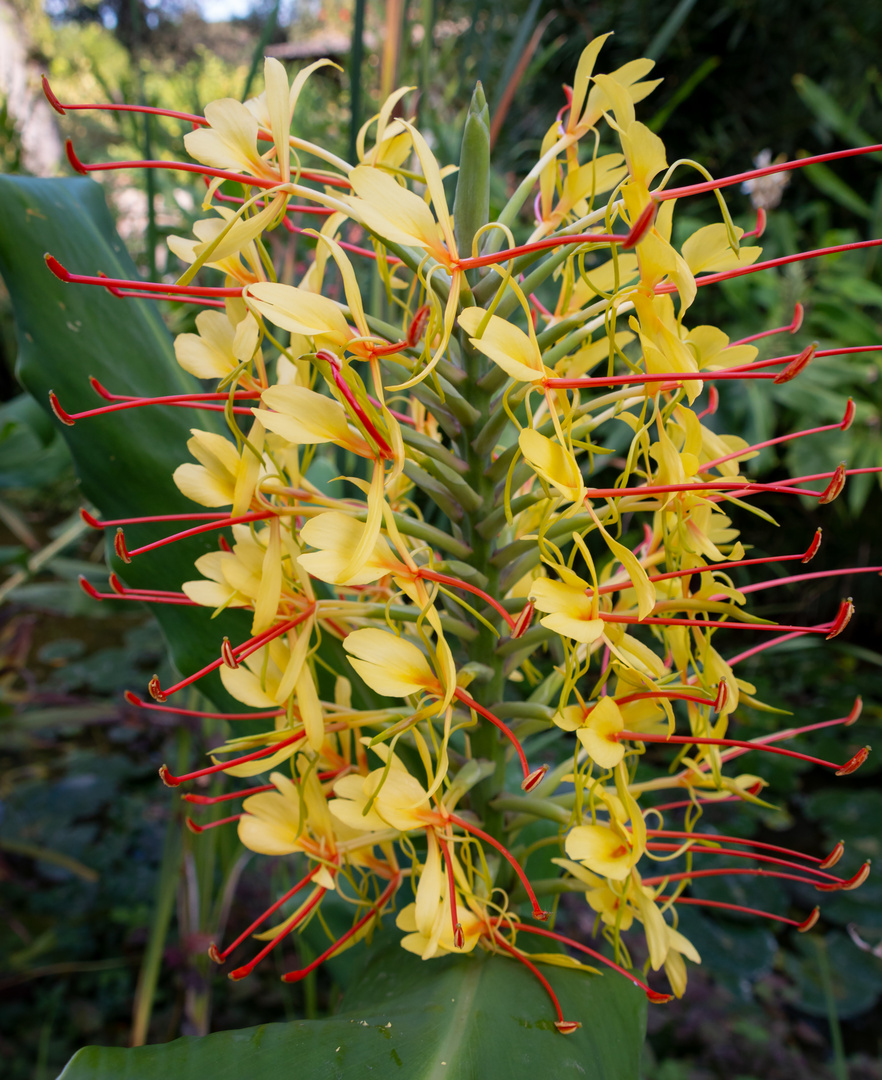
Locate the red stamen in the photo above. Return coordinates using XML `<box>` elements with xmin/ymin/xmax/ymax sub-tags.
<box><xmin>841</xmin><ymin>398</ymin><xmax>857</xmax><ymax>431</ymax></box>
<box><xmin>797</xmin><ymin>907</ymin><xmax>821</xmax><ymax>932</ymax></box>
<box><xmin>835</xmin><ymin>746</ymin><xmax>869</xmax><ymax>776</ymax></box>
<box><xmin>212</xmin><ymin>866</ymin><xmax>323</xmax><ymax>963</ymax></box>
<box><xmin>455</xmin><ymin>208</ymin><xmax>656</xmax><ymax>271</ymax></box>
<box><xmin>407</xmin><ymin>305</ymin><xmax>431</xmax><ymax>347</ymax></box>
<box><xmin>436</xmin><ymin>836</ymin><xmax>461</xmax><ymax>945</ymax></box>
<box><xmin>634</xmin><ymin>864</ymin><xmax>829</xmax><ymax>889</ymax></box>
<box><xmin>732</xmin><ymin>302</ymin><xmax>803</xmax><ymax>345</ymax></box>
<box><xmin>125</xmin><ymin>689</ymin><xmax>285</xmax><ymax>720</ymax></box>
<box><xmin>159</xmin><ymin>731</ymin><xmax>306</xmax><ymax>788</ymax></box>
<box><xmin>655</xmin><ymin>143</ymin><xmax>882</xmax><ymax>201</ymax></box>
<box><xmin>454</xmin><ymin>689</ymin><xmax>535</xmax><ymax>785</ymax></box>
<box><xmin>511</xmin><ymin>601</ymin><xmax>535</xmax><ymax>638</ymax></box>
<box><xmin>281</xmin><ymin>215</ymin><xmax>402</xmax><ymax>264</ymax></box>
<box><xmin>826</xmin><ymin>597</ymin><xmax>854</xmax><ymax>640</ymax></box>
<box><xmin>183</xmin><ymin>784</ymin><xmax>274</xmax><ymax>805</ymax></box>
<box><xmin>49</xmin><ymin>390</ymin><xmax>75</xmax><ymax>425</ymax></box>
<box><xmin>814</xmin><ymin>862</ymin><xmax>871</xmax><ymax>892</ymax></box>
<box><xmin>221</xmin><ymin>637</ymin><xmax>239</xmax><ymax>669</ymax></box>
<box><xmin>122</xmin><ymin>511</ymin><xmax>276</xmax><ymax>559</ymax></box>
<box><xmin>598</xmin><ymin>533</ymin><xmax>823</xmax><ymax>598</ymax></box>
<box><xmin>490</xmin><ymin>930</ymin><xmax>578</xmax><ymax>1031</ymax></box>
<box><xmin>741</xmin><ymin>207</ymin><xmax>767</xmax><ymax>240</ymax></box>
<box><xmin>601</xmin><ymin>613</ymin><xmax>833</xmax><ymax>634</ymax></box>
<box><xmin>646</xmin><ymin>841</ymin><xmax>847</xmax><ymax>881</ymax></box>
<box><xmin>803</xmin><ymin>528</ymin><xmax>823</xmax><ymax>563</ymax></box>
<box><xmin>772</xmin><ymin>342</ymin><xmax>817</xmax><ymax>384</ymax></box>
<box><xmin>78</xmin><ymin>575</ymin><xmax>196</xmax><ymax>606</ymax></box>
<box><xmin>714</xmin><ymin>567</ymin><xmax>878</xmax><ymax>602</ymax></box>
<box><xmin>514</xmin><ymin>923</ymin><xmax>672</xmax><ymax>1003</ymax></box>
<box><xmin>820</xmin><ymin>463</ymin><xmax>848</xmax><ymax>505</ymax></box>
<box><xmin>655</xmin><ymin>238</ymin><xmax>882</xmax><ymax>296</ymax></box>
<box><xmin>658</xmin><ymin>893</ymin><xmax>815</xmax><ymax>929</ymax></box>
<box><xmin>544</xmin><ymin>344</ymin><xmax>882</xmax><ymax>391</ymax></box>
<box><xmin>64</xmin><ymin>137</ymin><xmax>350</xmax><ymax>189</ymax></box>
<box><xmin>45</xmin><ymin>252</ymin><xmax>243</xmax><ymax>298</ymax></box>
<box><xmin>43</xmin><ymin>77</ymin><xmax>207</xmax><ymax>127</ymax></box>
<box><xmin>55</xmin><ymin>387</ymin><xmax>260</xmax><ymax>422</ymax></box>
<box><xmin>281</xmin><ymin>875</ymin><xmax>400</xmax><ymax>982</ymax></box>
<box><xmin>229</xmin><ymin>884</ymin><xmax>328</xmax><ymax>980</ymax></box>
<box><xmin>701</xmin><ymin>401</ymin><xmax>852</xmax><ymax>472</ymax></box>
<box><xmin>114</xmin><ymin>528</ymin><xmax>131</xmax><ymax>563</ymax></box>
<box><xmin>617</xmin><ymin>728</ymin><xmax>865</xmax><ymax>774</ymax></box>
<box><xmin>82</xmin><ymin>509</ymin><xmax>232</xmax><ymax>529</ymax></box>
<box><xmin>319</xmin><ymin>352</ymin><xmax>394</xmax><ymax>458</ymax></box>
<box><xmin>445</xmin><ymin>809</ymin><xmax>548</xmax><ymax>921</ymax></box>
<box><xmin>186</xmin><ymin>813</ymin><xmax>241</xmax><ymax>833</ymax></box>
<box><xmin>647</xmin><ymin>830</ymin><xmax>828</xmax><ymax>864</ymax></box>
<box><xmin>419</xmin><ymin>568</ymin><xmax>516</xmax><ymax>629</ymax></box>
<box><xmin>695</xmin><ymin>385</ymin><xmax>719</xmax><ymax>420</ymax></box>
<box><xmin>819</xmin><ymin>842</ymin><xmax>845</xmax><ymax>870</ymax></box>
<box><xmin>149</xmin><ymin>611</ymin><xmax>313</xmax><ymax>703</ymax></box>
<box><xmin>522</xmin><ymin>765</ymin><xmax>549</xmax><ymax>793</ymax></box>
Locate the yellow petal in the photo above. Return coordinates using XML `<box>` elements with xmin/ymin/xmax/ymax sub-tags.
<box><xmin>347</xmin><ymin>165</ymin><xmax>445</xmax><ymax>253</ymax></box>
<box><xmin>565</xmin><ymin>823</ymin><xmax>633</xmax><ymax>881</ymax></box>
<box><xmin>343</xmin><ymin>628</ymin><xmax>438</xmax><ymax>697</ymax></box>
<box><xmin>459</xmin><ymin>308</ymin><xmax>544</xmax><ymax>383</ymax></box>
<box><xmin>682</xmin><ymin>223</ymin><xmax>761</xmax><ymax>275</ymax></box>
<box><xmin>519</xmin><ymin>429</ymin><xmax>584</xmax><ymax>502</ymax></box>
<box><xmin>246</xmin><ymin>281</ymin><xmax>351</xmax><ymax>344</ymax></box>
<box><xmin>263</xmin><ymin>58</ymin><xmax>290</xmax><ymax>184</ymax></box>
<box><xmin>173</xmin><ymin>463</ymin><xmax>234</xmax><ymax>507</ymax></box>
<box><xmin>577</xmin><ymin>696</ymin><xmax>625</xmax><ymax>769</ymax></box>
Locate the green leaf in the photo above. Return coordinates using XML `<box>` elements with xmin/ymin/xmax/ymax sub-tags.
<box><xmin>58</xmin><ymin>941</ymin><xmax>647</xmax><ymax>1079</ymax></box>
<box><xmin>0</xmin><ymin>175</ymin><xmax>249</xmax><ymax>708</ymax></box>
<box><xmin>802</xmin><ymin>162</ymin><xmax>873</xmax><ymax>219</ymax></box>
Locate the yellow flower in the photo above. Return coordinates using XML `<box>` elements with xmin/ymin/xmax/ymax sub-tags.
<box><xmin>565</xmin><ymin>821</ymin><xmax>638</xmax><ymax>881</ymax></box>
<box><xmin>253</xmin><ymin>385</ymin><xmax>373</xmax><ymax>458</ymax></box>
<box><xmin>297</xmin><ymin>511</ymin><xmax>407</xmax><ymax>586</ymax></box>
<box><xmin>555</xmin><ymin>696</ymin><xmax>626</xmax><ymax>769</ymax></box>
<box><xmin>172</xmin><ymin>421</ymin><xmax>265</xmax><ymax>516</ymax></box>
<box><xmin>174</xmin><ymin>308</ymin><xmax>259</xmax><ymax>380</ymax></box>
<box><xmin>329</xmin><ymin>746</ymin><xmax>440</xmax><ymax>833</ymax></box>
<box><xmin>530</xmin><ymin>571</ymin><xmax>604</xmax><ymax>645</ymax></box>
<box><xmin>342</xmin><ymin>628</ymin><xmax>442</xmax><ymax>700</ymax></box>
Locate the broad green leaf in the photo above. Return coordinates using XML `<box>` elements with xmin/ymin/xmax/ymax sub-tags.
<box><xmin>58</xmin><ymin>940</ymin><xmax>647</xmax><ymax>1079</ymax></box>
<box><xmin>0</xmin><ymin>175</ymin><xmax>248</xmax><ymax>706</ymax></box>
<box><xmin>0</xmin><ymin>175</ymin><xmax>381</xmax><ymax>715</ymax></box>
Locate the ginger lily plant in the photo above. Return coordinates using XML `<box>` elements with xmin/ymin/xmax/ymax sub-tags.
<box><xmin>37</xmin><ymin>37</ymin><xmax>880</xmax><ymax>1040</ymax></box>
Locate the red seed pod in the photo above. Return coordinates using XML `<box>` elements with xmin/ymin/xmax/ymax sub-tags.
<box><xmin>835</xmin><ymin>746</ymin><xmax>870</xmax><ymax>776</ymax></box>
<box><xmin>221</xmin><ymin>637</ymin><xmax>239</xmax><ymax>669</ymax></box>
<box><xmin>114</xmin><ymin>528</ymin><xmax>132</xmax><ymax>564</ymax></box>
<box><xmin>801</xmin><ymin>528</ymin><xmax>822</xmax><ymax>563</ymax></box>
<box><xmin>845</xmin><ymin>696</ymin><xmax>863</xmax><ymax>726</ymax></box>
<box><xmin>554</xmin><ymin>1020</ymin><xmax>582</xmax><ymax>1035</ymax></box>
<box><xmin>773</xmin><ymin>341</ymin><xmax>817</xmax><ymax>384</ymax></box>
<box><xmin>825</xmin><ymin>597</ymin><xmax>854</xmax><ymax>640</ymax></box>
<box><xmin>796</xmin><ymin>907</ymin><xmax>820</xmax><ymax>933</ymax></box>
<box><xmin>512</xmin><ymin>602</ymin><xmax>535</xmax><ymax>639</ymax></box>
<box><xmin>819</xmin><ymin>463</ymin><xmax>847</xmax><ymax>505</ymax></box>
<box><xmin>819</xmin><ymin>842</ymin><xmax>845</xmax><ymax>870</ymax></box>
<box><xmin>521</xmin><ymin>764</ymin><xmax>548</xmax><ymax>792</ymax></box>
<box><xmin>840</xmin><ymin>398</ymin><xmax>856</xmax><ymax>431</ymax></box>
<box><xmin>49</xmin><ymin>390</ymin><xmax>75</xmax><ymax>426</ymax></box>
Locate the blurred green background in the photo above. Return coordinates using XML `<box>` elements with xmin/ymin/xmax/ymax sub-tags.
<box><xmin>1</xmin><ymin>1</ymin><xmax>881</xmax><ymax>1077</ymax></box>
